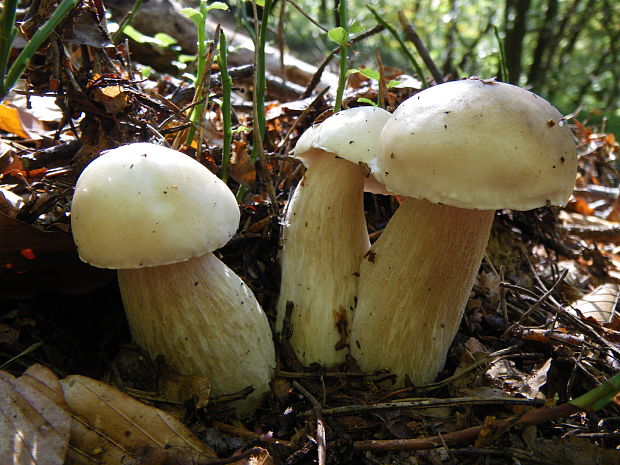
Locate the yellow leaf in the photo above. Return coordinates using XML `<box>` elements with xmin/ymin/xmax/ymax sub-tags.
<box><xmin>0</xmin><ymin>103</ymin><xmax>28</xmax><ymax>138</ymax></box>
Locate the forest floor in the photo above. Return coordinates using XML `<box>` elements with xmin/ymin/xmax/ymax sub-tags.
<box><xmin>1</xmin><ymin>4</ymin><xmax>620</xmax><ymax>465</ymax></box>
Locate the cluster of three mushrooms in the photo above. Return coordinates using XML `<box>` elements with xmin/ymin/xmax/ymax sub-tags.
<box><xmin>281</xmin><ymin>79</ymin><xmax>578</xmax><ymax>385</ymax></box>
<box><xmin>70</xmin><ymin>143</ymin><xmax>275</xmax><ymax>414</ymax></box>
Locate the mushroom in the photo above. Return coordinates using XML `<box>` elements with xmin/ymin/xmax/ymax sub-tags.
<box><xmin>276</xmin><ymin>106</ymin><xmax>391</xmax><ymax>366</ymax></box>
<box><xmin>350</xmin><ymin>79</ymin><xmax>577</xmax><ymax>385</ymax></box>
<box><xmin>70</xmin><ymin>143</ymin><xmax>275</xmax><ymax>413</ymax></box>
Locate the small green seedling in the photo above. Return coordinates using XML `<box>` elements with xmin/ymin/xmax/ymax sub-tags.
<box><xmin>326</xmin><ymin>0</ymin><xmax>362</xmax><ymax>112</ymax></box>
<box><xmin>181</xmin><ymin>1</ymin><xmax>229</xmax><ymax>146</ymax></box>
<box><xmin>348</xmin><ymin>67</ymin><xmax>401</xmax><ymax>107</ymax></box>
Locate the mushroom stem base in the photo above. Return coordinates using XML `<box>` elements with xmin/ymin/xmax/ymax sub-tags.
<box><xmin>351</xmin><ymin>198</ymin><xmax>494</xmax><ymax>385</ymax></box>
<box><xmin>118</xmin><ymin>253</ymin><xmax>275</xmax><ymax>415</ymax></box>
<box><xmin>276</xmin><ymin>152</ymin><xmax>369</xmax><ymax>366</ymax></box>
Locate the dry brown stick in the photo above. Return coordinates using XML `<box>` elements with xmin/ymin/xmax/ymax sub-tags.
<box><xmin>503</xmin><ymin>268</ymin><xmax>568</xmax><ymax>335</ymax></box>
<box><xmin>285</xmin><ymin>0</ymin><xmax>329</xmax><ymax>32</ymax></box>
<box><xmin>277</xmin><ymin>369</ymin><xmax>389</xmax><ymax>379</ymax></box>
<box><xmin>293</xmin><ymin>381</ymin><xmax>327</xmax><ymax>465</ymax></box>
<box><xmin>299</xmin><ymin>396</ymin><xmax>544</xmax><ymax>418</ymax></box>
<box><xmin>501</xmin><ymin>281</ymin><xmax>620</xmax><ymax>358</ymax></box>
<box><xmin>375</xmin><ymin>48</ymin><xmax>389</xmax><ymax>109</ymax></box>
<box><xmin>353</xmin><ymin>402</ymin><xmax>579</xmax><ymax>451</ymax></box>
<box><xmin>561</xmin><ymin>223</ymin><xmax>620</xmax><ymax>240</ymax></box>
<box><xmin>397</xmin><ymin>11</ymin><xmax>444</xmax><ymax>84</ymax></box>
<box><xmin>302</xmin><ymin>25</ymin><xmax>385</xmax><ymax>99</ymax></box>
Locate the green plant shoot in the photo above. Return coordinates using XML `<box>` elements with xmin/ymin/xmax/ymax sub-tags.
<box><xmin>327</xmin><ymin>0</ymin><xmax>362</xmax><ymax>112</ymax></box>
<box><xmin>247</xmin><ymin>0</ymin><xmax>273</xmax><ymax>162</ymax></box>
<box><xmin>181</xmin><ymin>1</ymin><xmax>228</xmax><ymax>145</ymax></box>
<box><xmin>493</xmin><ymin>25</ymin><xmax>509</xmax><ymax>83</ymax></box>
<box><xmin>347</xmin><ymin>67</ymin><xmax>400</xmax><ymax>107</ymax></box>
<box><xmin>217</xmin><ymin>30</ymin><xmax>232</xmax><ymax>183</ymax></box>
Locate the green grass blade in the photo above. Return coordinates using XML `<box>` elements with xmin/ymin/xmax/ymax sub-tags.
<box><xmin>250</xmin><ymin>0</ymin><xmax>272</xmax><ymax>162</ymax></box>
<box><xmin>493</xmin><ymin>25</ymin><xmax>509</xmax><ymax>83</ymax></box>
<box><xmin>0</xmin><ymin>0</ymin><xmax>19</xmax><ymax>94</ymax></box>
<box><xmin>218</xmin><ymin>30</ymin><xmax>232</xmax><ymax>183</ymax></box>
<box><xmin>2</xmin><ymin>0</ymin><xmax>77</xmax><ymax>100</ymax></box>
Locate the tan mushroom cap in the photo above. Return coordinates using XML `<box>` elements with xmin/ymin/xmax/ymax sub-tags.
<box><xmin>378</xmin><ymin>79</ymin><xmax>578</xmax><ymax>210</ymax></box>
<box><xmin>71</xmin><ymin>143</ymin><xmax>240</xmax><ymax>269</ymax></box>
<box><xmin>294</xmin><ymin>106</ymin><xmax>392</xmax><ymax>194</ymax></box>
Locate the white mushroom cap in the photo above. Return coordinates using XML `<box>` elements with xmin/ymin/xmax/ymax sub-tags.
<box><xmin>71</xmin><ymin>143</ymin><xmax>240</xmax><ymax>269</ymax></box>
<box><xmin>378</xmin><ymin>79</ymin><xmax>577</xmax><ymax>210</ymax></box>
<box><xmin>294</xmin><ymin>106</ymin><xmax>392</xmax><ymax>193</ymax></box>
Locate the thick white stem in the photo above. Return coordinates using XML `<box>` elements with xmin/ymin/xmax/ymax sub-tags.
<box><xmin>276</xmin><ymin>153</ymin><xmax>370</xmax><ymax>366</ymax></box>
<box><xmin>350</xmin><ymin>198</ymin><xmax>494</xmax><ymax>385</ymax></box>
<box><xmin>118</xmin><ymin>253</ymin><xmax>275</xmax><ymax>415</ymax></box>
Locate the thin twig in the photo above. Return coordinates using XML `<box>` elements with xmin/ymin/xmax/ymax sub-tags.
<box><xmin>501</xmin><ymin>281</ymin><xmax>620</xmax><ymax>358</ymax></box>
<box><xmin>285</xmin><ymin>0</ymin><xmax>329</xmax><ymax>32</ymax></box>
<box><xmin>397</xmin><ymin>10</ymin><xmax>444</xmax><ymax>84</ymax></box>
<box><xmin>299</xmin><ymin>396</ymin><xmax>544</xmax><ymax>417</ymax></box>
<box><xmin>277</xmin><ymin>369</ymin><xmax>389</xmax><ymax>379</ymax></box>
<box><xmin>293</xmin><ymin>381</ymin><xmax>326</xmax><ymax>465</ymax></box>
<box><xmin>275</xmin><ymin>86</ymin><xmax>329</xmax><ymax>156</ymax></box>
<box><xmin>366</xmin><ymin>6</ymin><xmax>428</xmax><ymax>88</ymax></box>
<box><xmin>500</xmin><ymin>265</ymin><xmax>509</xmax><ymax>328</ymax></box>
<box><xmin>502</xmin><ymin>268</ymin><xmax>568</xmax><ymax>336</ymax></box>
<box><xmin>352</xmin><ymin>403</ymin><xmax>579</xmax><ymax>451</ymax></box>
<box><xmin>302</xmin><ymin>25</ymin><xmax>384</xmax><ymax>98</ymax></box>
<box><xmin>416</xmin><ymin>346</ymin><xmax>517</xmax><ymax>393</ymax></box>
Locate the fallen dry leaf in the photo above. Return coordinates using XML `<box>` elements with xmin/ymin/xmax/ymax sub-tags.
<box><xmin>569</xmin><ymin>283</ymin><xmax>619</xmax><ymax>325</ymax></box>
<box><xmin>0</xmin><ymin>364</ymin><xmax>71</xmax><ymax>465</ymax></box>
<box><xmin>92</xmin><ymin>86</ymin><xmax>131</xmax><ymax>114</ymax></box>
<box><xmin>0</xmin><ymin>103</ymin><xmax>47</xmax><ymax>138</ymax></box>
<box><xmin>230</xmin><ymin>140</ymin><xmax>256</xmax><ymax>188</ymax></box>
<box><xmin>0</xmin><ymin>104</ymin><xmax>28</xmax><ymax>138</ymax></box>
<box><xmin>158</xmin><ymin>367</ymin><xmax>211</xmax><ymax>409</ymax></box>
<box><xmin>60</xmin><ymin>374</ymin><xmax>216</xmax><ymax>464</ymax></box>
<box><xmin>483</xmin><ymin>358</ymin><xmax>551</xmax><ymax>400</ymax></box>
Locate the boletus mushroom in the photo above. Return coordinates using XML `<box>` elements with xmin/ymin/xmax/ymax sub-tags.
<box><xmin>70</xmin><ymin>143</ymin><xmax>275</xmax><ymax>414</ymax></box>
<box><xmin>350</xmin><ymin>79</ymin><xmax>577</xmax><ymax>385</ymax></box>
<box><xmin>276</xmin><ymin>106</ymin><xmax>391</xmax><ymax>366</ymax></box>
